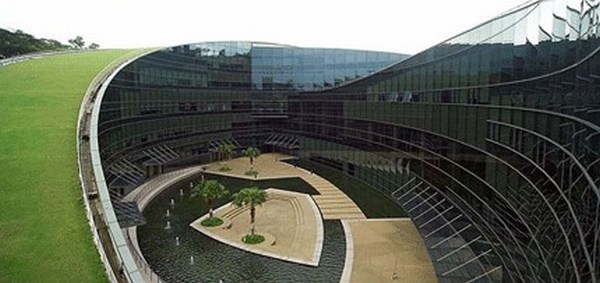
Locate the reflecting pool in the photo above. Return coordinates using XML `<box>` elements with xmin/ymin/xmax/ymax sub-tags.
<box><xmin>138</xmin><ymin>174</ymin><xmax>346</xmax><ymax>282</ymax></box>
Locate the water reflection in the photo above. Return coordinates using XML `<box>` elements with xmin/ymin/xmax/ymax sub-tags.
<box><xmin>138</xmin><ymin>175</ymin><xmax>346</xmax><ymax>282</ymax></box>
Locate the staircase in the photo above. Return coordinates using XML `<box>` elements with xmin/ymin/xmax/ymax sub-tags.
<box><xmin>304</xmin><ymin>174</ymin><xmax>365</xmax><ymax>220</ymax></box>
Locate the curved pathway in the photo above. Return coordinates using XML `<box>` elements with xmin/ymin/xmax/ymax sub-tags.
<box><xmin>204</xmin><ymin>153</ymin><xmax>366</xmax><ymax>220</ymax></box>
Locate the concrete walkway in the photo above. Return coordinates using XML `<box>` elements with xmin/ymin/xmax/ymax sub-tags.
<box><xmin>342</xmin><ymin>219</ymin><xmax>438</xmax><ymax>283</ymax></box>
<box><xmin>204</xmin><ymin>153</ymin><xmax>366</xmax><ymax>220</ymax></box>
<box><xmin>123</xmin><ymin>165</ymin><xmax>205</xmax><ymax>208</ymax></box>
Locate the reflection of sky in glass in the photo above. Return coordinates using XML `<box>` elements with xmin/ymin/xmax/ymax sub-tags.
<box><xmin>384</xmin><ymin>0</ymin><xmax>600</xmax><ymax>76</ymax></box>
<box><xmin>185</xmin><ymin>42</ymin><xmax>252</xmax><ymax>57</ymax></box>
<box><xmin>250</xmin><ymin>44</ymin><xmax>406</xmax><ymax>91</ymax></box>
<box><xmin>160</xmin><ymin>41</ymin><xmax>406</xmax><ymax>92</ymax></box>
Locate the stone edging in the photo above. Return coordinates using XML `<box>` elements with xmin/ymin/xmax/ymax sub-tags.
<box><xmin>340</xmin><ymin>220</ymin><xmax>354</xmax><ymax>283</ymax></box>
<box><xmin>204</xmin><ymin>169</ymin><xmax>299</xmax><ymax>180</ymax></box>
<box><xmin>307</xmin><ymin>194</ymin><xmax>324</xmax><ymax>265</ymax></box>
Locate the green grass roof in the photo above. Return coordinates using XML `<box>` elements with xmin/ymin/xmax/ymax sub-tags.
<box><xmin>0</xmin><ymin>50</ymin><xmax>141</xmax><ymax>282</ymax></box>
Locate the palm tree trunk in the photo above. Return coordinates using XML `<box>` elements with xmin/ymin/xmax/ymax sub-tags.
<box><xmin>250</xmin><ymin>206</ymin><xmax>255</xmax><ymax>235</ymax></box>
<box><xmin>208</xmin><ymin>199</ymin><xmax>213</xmax><ymax>218</ymax></box>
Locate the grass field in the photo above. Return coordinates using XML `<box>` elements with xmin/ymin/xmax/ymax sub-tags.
<box><xmin>0</xmin><ymin>50</ymin><xmax>141</xmax><ymax>282</ymax></box>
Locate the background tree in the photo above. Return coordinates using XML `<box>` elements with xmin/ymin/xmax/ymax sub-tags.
<box><xmin>242</xmin><ymin>146</ymin><xmax>261</xmax><ymax>165</ymax></box>
<box><xmin>191</xmin><ymin>180</ymin><xmax>229</xmax><ymax>218</ymax></box>
<box><xmin>68</xmin><ymin>36</ymin><xmax>85</xmax><ymax>49</ymax></box>
<box><xmin>232</xmin><ymin>187</ymin><xmax>267</xmax><ymax>235</ymax></box>
<box><xmin>0</xmin><ymin>28</ymin><xmax>68</xmax><ymax>58</ymax></box>
<box><xmin>88</xmin><ymin>43</ymin><xmax>100</xmax><ymax>49</ymax></box>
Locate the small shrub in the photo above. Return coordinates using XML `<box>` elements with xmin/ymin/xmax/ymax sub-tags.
<box><xmin>241</xmin><ymin>234</ymin><xmax>265</xmax><ymax>244</ymax></box>
<box><xmin>244</xmin><ymin>168</ymin><xmax>259</xmax><ymax>177</ymax></box>
<box><xmin>201</xmin><ymin>217</ymin><xmax>224</xmax><ymax>227</ymax></box>
<box><xmin>219</xmin><ymin>163</ymin><xmax>231</xmax><ymax>172</ymax></box>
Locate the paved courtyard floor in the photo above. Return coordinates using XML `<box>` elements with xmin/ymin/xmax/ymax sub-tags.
<box><xmin>344</xmin><ymin>219</ymin><xmax>438</xmax><ymax>283</ymax></box>
<box><xmin>190</xmin><ymin>188</ymin><xmax>323</xmax><ymax>266</ymax></box>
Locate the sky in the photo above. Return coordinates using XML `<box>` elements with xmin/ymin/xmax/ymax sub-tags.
<box><xmin>1</xmin><ymin>0</ymin><xmax>528</xmax><ymax>55</ymax></box>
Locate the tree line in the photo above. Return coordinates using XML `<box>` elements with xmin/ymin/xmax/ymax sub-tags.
<box><xmin>0</xmin><ymin>28</ymin><xmax>99</xmax><ymax>59</ymax></box>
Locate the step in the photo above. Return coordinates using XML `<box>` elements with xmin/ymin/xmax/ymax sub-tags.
<box><xmin>222</xmin><ymin>206</ymin><xmax>247</xmax><ymax>219</ymax></box>
<box><xmin>313</xmin><ymin>195</ymin><xmax>346</xmax><ymax>199</ymax></box>
<box><xmin>314</xmin><ymin>187</ymin><xmax>339</xmax><ymax>192</ymax></box>
<box><xmin>320</xmin><ymin>207</ymin><xmax>363</xmax><ymax>212</ymax></box>
<box><xmin>319</xmin><ymin>204</ymin><xmax>359</xmax><ymax>209</ymax></box>
<box><xmin>314</xmin><ymin>197</ymin><xmax>352</xmax><ymax>202</ymax></box>
<box><xmin>314</xmin><ymin>194</ymin><xmax>349</xmax><ymax>199</ymax></box>
<box><xmin>317</xmin><ymin>192</ymin><xmax>345</xmax><ymax>196</ymax></box>
<box><xmin>308</xmin><ymin>181</ymin><xmax>333</xmax><ymax>186</ymax></box>
<box><xmin>322</xmin><ymin>213</ymin><xmax>366</xmax><ymax>220</ymax></box>
<box><xmin>327</xmin><ymin>213</ymin><xmax>366</xmax><ymax>217</ymax></box>
<box><xmin>321</xmin><ymin>211</ymin><xmax>365</xmax><ymax>217</ymax></box>
<box><xmin>313</xmin><ymin>199</ymin><xmax>355</xmax><ymax>205</ymax></box>
<box><xmin>322</xmin><ymin>211</ymin><xmax>366</xmax><ymax>216</ymax></box>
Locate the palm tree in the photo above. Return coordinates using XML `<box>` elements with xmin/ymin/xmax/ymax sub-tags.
<box><xmin>191</xmin><ymin>180</ymin><xmax>229</xmax><ymax>219</ymax></box>
<box><xmin>232</xmin><ymin>187</ymin><xmax>267</xmax><ymax>235</ymax></box>
<box><xmin>242</xmin><ymin>146</ymin><xmax>261</xmax><ymax>165</ymax></box>
<box><xmin>218</xmin><ymin>143</ymin><xmax>234</xmax><ymax>161</ymax></box>
<box><xmin>217</xmin><ymin>143</ymin><xmax>234</xmax><ymax>171</ymax></box>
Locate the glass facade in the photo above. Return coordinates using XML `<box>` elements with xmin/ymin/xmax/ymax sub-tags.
<box><xmin>98</xmin><ymin>42</ymin><xmax>405</xmax><ymax>184</ymax></box>
<box><xmin>251</xmin><ymin>43</ymin><xmax>403</xmax><ymax>91</ymax></box>
<box><xmin>97</xmin><ymin>1</ymin><xmax>600</xmax><ymax>282</ymax></box>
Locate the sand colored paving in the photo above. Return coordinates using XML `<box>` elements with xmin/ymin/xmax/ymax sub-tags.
<box><xmin>343</xmin><ymin>219</ymin><xmax>438</xmax><ymax>283</ymax></box>
<box><xmin>190</xmin><ymin>188</ymin><xmax>324</xmax><ymax>266</ymax></box>
<box><xmin>204</xmin><ymin>153</ymin><xmax>366</xmax><ymax>219</ymax></box>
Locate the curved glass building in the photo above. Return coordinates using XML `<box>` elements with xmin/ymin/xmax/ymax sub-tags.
<box><xmin>92</xmin><ymin>0</ymin><xmax>600</xmax><ymax>282</ymax></box>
